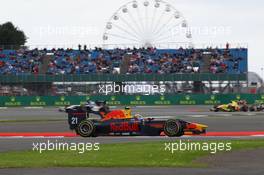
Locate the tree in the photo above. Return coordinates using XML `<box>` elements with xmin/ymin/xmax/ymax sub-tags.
<box><xmin>0</xmin><ymin>22</ymin><xmax>27</xmax><ymax>49</ymax></box>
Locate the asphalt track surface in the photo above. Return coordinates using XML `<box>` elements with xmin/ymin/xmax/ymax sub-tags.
<box><xmin>0</xmin><ymin>106</ymin><xmax>264</xmax><ymax>175</ymax></box>
<box><xmin>1</xmin><ymin>166</ymin><xmax>263</xmax><ymax>175</ymax></box>
<box><xmin>0</xmin><ymin>106</ymin><xmax>264</xmax><ymax>132</ymax></box>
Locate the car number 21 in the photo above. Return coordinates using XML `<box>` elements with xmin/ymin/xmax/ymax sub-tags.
<box><xmin>71</xmin><ymin>117</ymin><xmax>78</xmax><ymax>124</ymax></box>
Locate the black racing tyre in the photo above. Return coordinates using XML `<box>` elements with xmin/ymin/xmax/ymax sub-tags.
<box><xmin>249</xmin><ymin>106</ymin><xmax>255</xmax><ymax>112</ymax></box>
<box><xmin>213</xmin><ymin>108</ymin><xmax>219</xmax><ymax>112</ymax></box>
<box><xmin>164</xmin><ymin>119</ymin><xmax>184</xmax><ymax>137</ymax></box>
<box><xmin>241</xmin><ymin>105</ymin><xmax>248</xmax><ymax>112</ymax></box>
<box><xmin>77</xmin><ymin>120</ymin><xmax>95</xmax><ymax>137</ymax></box>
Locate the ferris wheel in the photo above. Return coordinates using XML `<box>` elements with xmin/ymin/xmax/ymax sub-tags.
<box><xmin>103</xmin><ymin>0</ymin><xmax>192</xmax><ymax>48</ymax></box>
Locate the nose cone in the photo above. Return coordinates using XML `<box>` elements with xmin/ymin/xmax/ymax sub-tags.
<box><xmin>187</xmin><ymin>122</ymin><xmax>208</xmax><ymax>130</ymax></box>
<box><xmin>195</xmin><ymin>123</ymin><xmax>208</xmax><ymax>128</ymax></box>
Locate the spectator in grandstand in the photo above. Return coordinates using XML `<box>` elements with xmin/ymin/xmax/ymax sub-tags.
<box><xmin>0</xmin><ymin>46</ymin><xmax>246</xmax><ymax>75</ymax></box>
<box><xmin>226</xmin><ymin>42</ymin><xmax>230</xmax><ymax>50</ymax></box>
<box><xmin>0</xmin><ymin>48</ymin><xmax>44</xmax><ymax>75</ymax></box>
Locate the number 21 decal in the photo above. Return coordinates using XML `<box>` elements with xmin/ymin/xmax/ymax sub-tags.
<box><xmin>71</xmin><ymin>117</ymin><xmax>78</xmax><ymax>124</ymax></box>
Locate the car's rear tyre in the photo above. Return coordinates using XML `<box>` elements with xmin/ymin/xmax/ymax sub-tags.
<box><xmin>213</xmin><ymin>108</ymin><xmax>219</xmax><ymax>112</ymax></box>
<box><xmin>241</xmin><ymin>106</ymin><xmax>248</xmax><ymax>112</ymax></box>
<box><xmin>211</xmin><ymin>105</ymin><xmax>219</xmax><ymax>112</ymax></box>
<box><xmin>77</xmin><ymin>120</ymin><xmax>95</xmax><ymax>137</ymax></box>
<box><xmin>164</xmin><ymin>119</ymin><xmax>184</xmax><ymax>137</ymax></box>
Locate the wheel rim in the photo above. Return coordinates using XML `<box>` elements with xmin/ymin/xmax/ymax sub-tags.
<box><xmin>166</xmin><ymin>121</ymin><xmax>179</xmax><ymax>135</ymax></box>
<box><xmin>80</xmin><ymin>122</ymin><xmax>93</xmax><ymax>135</ymax></box>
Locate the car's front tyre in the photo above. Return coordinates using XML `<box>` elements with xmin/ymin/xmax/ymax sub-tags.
<box><xmin>164</xmin><ymin>119</ymin><xmax>184</xmax><ymax>137</ymax></box>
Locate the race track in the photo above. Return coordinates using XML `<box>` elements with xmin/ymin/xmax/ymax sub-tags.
<box><xmin>0</xmin><ymin>106</ymin><xmax>263</xmax><ymax>175</ymax></box>
<box><xmin>0</xmin><ymin>106</ymin><xmax>264</xmax><ymax>133</ymax></box>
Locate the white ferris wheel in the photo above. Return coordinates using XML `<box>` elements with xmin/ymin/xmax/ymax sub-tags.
<box><xmin>103</xmin><ymin>0</ymin><xmax>192</xmax><ymax>48</ymax></box>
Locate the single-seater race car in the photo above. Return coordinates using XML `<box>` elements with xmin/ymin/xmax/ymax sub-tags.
<box><xmin>210</xmin><ymin>100</ymin><xmax>248</xmax><ymax>112</ymax></box>
<box><xmin>63</xmin><ymin>101</ymin><xmax>207</xmax><ymax>137</ymax></box>
<box><xmin>249</xmin><ymin>103</ymin><xmax>264</xmax><ymax>112</ymax></box>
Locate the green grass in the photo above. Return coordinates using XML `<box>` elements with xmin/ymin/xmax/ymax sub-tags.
<box><xmin>0</xmin><ymin>140</ymin><xmax>263</xmax><ymax>168</ymax></box>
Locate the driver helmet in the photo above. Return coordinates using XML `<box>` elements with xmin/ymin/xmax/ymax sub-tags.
<box><xmin>86</xmin><ymin>100</ymin><xmax>95</xmax><ymax>105</ymax></box>
<box><xmin>124</xmin><ymin>106</ymin><xmax>132</xmax><ymax>118</ymax></box>
<box><xmin>85</xmin><ymin>100</ymin><xmax>101</xmax><ymax>112</ymax></box>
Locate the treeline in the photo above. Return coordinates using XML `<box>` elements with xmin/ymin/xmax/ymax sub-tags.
<box><xmin>0</xmin><ymin>22</ymin><xmax>27</xmax><ymax>49</ymax></box>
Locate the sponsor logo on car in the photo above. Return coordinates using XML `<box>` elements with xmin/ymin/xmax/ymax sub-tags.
<box><xmin>110</xmin><ymin>122</ymin><xmax>139</xmax><ymax>132</ymax></box>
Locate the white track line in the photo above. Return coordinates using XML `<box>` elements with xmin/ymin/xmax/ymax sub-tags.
<box><xmin>244</xmin><ymin>113</ymin><xmax>257</xmax><ymax>116</ymax></box>
<box><xmin>220</xmin><ymin>114</ymin><xmax>233</xmax><ymax>117</ymax></box>
<box><xmin>186</xmin><ymin>115</ymin><xmax>209</xmax><ymax>118</ymax></box>
<box><xmin>251</xmin><ymin>135</ymin><xmax>264</xmax><ymax>137</ymax></box>
<box><xmin>24</xmin><ymin>107</ymin><xmax>44</xmax><ymax>109</ymax></box>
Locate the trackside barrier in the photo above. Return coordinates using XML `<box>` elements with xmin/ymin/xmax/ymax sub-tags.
<box><xmin>0</xmin><ymin>94</ymin><xmax>264</xmax><ymax>107</ymax></box>
<box><xmin>0</xmin><ymin>74</ymin><xmax>247</xmax><ymax>83</ymax></box>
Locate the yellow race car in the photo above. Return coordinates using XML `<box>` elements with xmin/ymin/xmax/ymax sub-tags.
<box><xmin>210</xmin><ymin>100</ymin><xmax>248</xmax><ymax>112</ymax></box>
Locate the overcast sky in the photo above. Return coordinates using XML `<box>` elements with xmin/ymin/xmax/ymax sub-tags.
<box><xmin>0</xmin><ymin>0</ymin><xmax>263</xmax><ymax>75</ymax></box>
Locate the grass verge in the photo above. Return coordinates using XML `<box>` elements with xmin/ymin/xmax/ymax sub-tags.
<box><xmin>0</xmin><ymin>140</ymin><xmax>263</xmax><ymax>168</ymax></box>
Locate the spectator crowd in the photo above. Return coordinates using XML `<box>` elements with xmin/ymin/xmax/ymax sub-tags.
<box><xmin>0</xmin><ymin>46</ymin><xmax>247</xmax><ymax>75</ymax></box>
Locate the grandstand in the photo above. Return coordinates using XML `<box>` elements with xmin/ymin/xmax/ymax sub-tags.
<box><xmin>0</xmin><ymin>45</ymin><xmax>253</xmax><ymax>99</ymax></box>
<box><xmin>0</xmin><ymin>47</ymin><xmax>247</xmax><ymax>75</ymax></box>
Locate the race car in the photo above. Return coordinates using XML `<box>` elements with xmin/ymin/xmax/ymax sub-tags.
<box><xmin>249</xmin><ymin>103</ymin><xmax>264</xmax><ymax>112</ymax></box>
<box><xmin>63</xmin><ymin>101</ymin><xmax>207</xmax><ymax>137</ymax></box>
<box><xmin>210</xmin><ymin>100</ymin><xmax>248</xmax><ymax>112</ymax></box>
